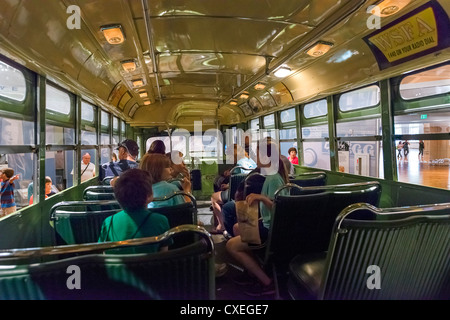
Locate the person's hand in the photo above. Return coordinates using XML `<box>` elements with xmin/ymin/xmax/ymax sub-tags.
<box><xmin>10</xmin><ymin>174</ymin><xmax>19</xmax><ymax>182</ymax></box>
<box><xmin>181</xmin><ymin>177</ymin><xmax>191</xmax><ymax>193</ymax></box>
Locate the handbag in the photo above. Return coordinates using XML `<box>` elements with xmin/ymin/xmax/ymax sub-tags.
<box><xmin>235</xmin><ymin>200</ymin><xmax>261</xmax><ymax>245</ymax></box>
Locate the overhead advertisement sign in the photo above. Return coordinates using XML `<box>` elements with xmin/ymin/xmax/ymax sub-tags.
<box><xmin>364</xmin><ymin>1</ymin><xmax>450</xmax><ymax>70</ymax></box>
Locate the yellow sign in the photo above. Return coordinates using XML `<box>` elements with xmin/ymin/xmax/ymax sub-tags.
<box><xmin>368</xmin><ymin>7</ymin><xmax>438</xmax><ymax>63</ymax></box>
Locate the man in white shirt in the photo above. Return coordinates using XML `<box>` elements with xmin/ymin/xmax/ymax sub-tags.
<box><xmin>74</xmin><ymin>153</ymin><xmax>96</xmax><ymax>183</ymax></box>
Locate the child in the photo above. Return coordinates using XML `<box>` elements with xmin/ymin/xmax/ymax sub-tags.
<box><xmin>29</xmin><ymin>176</ymin><xmax>56</xmax><ymax>205</ymax></box>
<box><xmin>98</xmin><ymin>168</ymin><xmax>170</xmax><ymax>253</ymax></box>
<box><xmin>0</xmin><ymin>168</ymin><xmax>19</xmax><ymax>217</ymax></box>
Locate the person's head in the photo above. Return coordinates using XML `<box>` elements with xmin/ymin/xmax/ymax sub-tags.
<box><xmin>256</xmin><ymin>138</ymin><xmax>288</xmax><ymax>183</ymax></box>
<box><xmin>113</xmin><ymin>169</ymin><xmax>153</xmax><ymax>213</ymax></box>
<box><xmin>166</xmin><ymin>151</ymin><xmax>186</xmax><ymax>178</ymax></box>
<box><xmin>82</xmin><ymin>153</ymin><xmax>91</xmax><ymax>165</ymax></box>
<box><xmin>0</xmin><ymin>168</ymin><xmax>14</xmax><ymax>180</ymax></box>
<box><xmin>117</xmin><ymin>139</ymin><xmax>139</xmax><ymax>161</ymax></box>
<box><xmin>288</xmin><ymin>147</ymin><xmax>297</xmax><ymax>157</ymax></box>
<box><xmin>140</xmin><ymin>153</ymin><xmax>173</xmax><ymax>183</ymax></box>
<box><xmin>147</xmin><ymin>140</ymin><xmax>166</xmax><ymax>155</ymax></box>
<box><xmin>45</xmin><ymin>176</ymin><xmax>52</xmax><ymax>195</ymax></box>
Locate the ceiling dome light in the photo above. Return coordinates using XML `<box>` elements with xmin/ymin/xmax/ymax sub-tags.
<box><xmin>274</xmin><ymin>66</ymin><xmax>292</xmax><ymax>78</ymax></box>
<box><xmin>239</xmin><ymin>92</ymin><xmax>249</xmax><ymax>100</ymax></box>
<box><xmin>121</xmin><ymin>59</ymin><xmax>137</xmax><ymax>72</ymax></box>
<box><xmin>132</xmin><ymin>79</ymin><xmax>144</xmax><ymax>87</ymax></box>
<box><xmin>229</xmin><ymin>100</ymin><xmax>238</xmax><ymax>106</ymax></box>
<box><xmin>306</xmin><ymin>41</ymin><xmax>334</xmax><ymax>57</ymax></box>
<box><xmin>370</xmin><ymin>0</ymin><xmax>411</xmax><ymax>17</ymax></box>
<box><xmin>254</xmin><ymin>82</ymin><xmax>266</xmax><ymax>90</ymax></box>
<box><xmin>101</xmin><ymin>25</ymin><xmax>125</xmax><ymax>44</ymax></box>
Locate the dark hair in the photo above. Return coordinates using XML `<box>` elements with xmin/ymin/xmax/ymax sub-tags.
<box><xmin>288</xmin><ymin>147</ymin><xmax>297</xmax><ymax>154</ymax></box>
<box><xmin>147</xmin><ymin>140</ymin><xmax>166</xmax><ymax>155</ymax></box>
<box><xmin>114</xmin><ymin>169</ymin><xmax>153</xmax><ymax>213</ymax></box>
<box><xmin>257</xmin><ymin>138</ymin><xmax>289</xmax><ymax>184</ymax></box>
<box><xmin>1</xmin><ymin>168</ymin><xmax>14</xmax><ymax>179</ymax></box>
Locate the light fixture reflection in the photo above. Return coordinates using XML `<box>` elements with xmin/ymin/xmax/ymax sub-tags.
<box><xmin>239</xmin><ymin>92</ymin><xmax>249</xmax><ymax>100</ymax></box>
<box><xmin>229</xmin><ymin>100</ymin><xmax>238</xmax><ymax>106</ymax></box>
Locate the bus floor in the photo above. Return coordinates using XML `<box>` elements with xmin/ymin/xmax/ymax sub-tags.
<box><xmin>197</xmin><ymin>202</ymin><xmax>291</xmax><ymax>300</ymax></box>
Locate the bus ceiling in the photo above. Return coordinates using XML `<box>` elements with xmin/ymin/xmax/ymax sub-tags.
<box><xmin>0</xmin><ymin>0</ymin><xmax>449</xmax><ymax>129</ymax></box>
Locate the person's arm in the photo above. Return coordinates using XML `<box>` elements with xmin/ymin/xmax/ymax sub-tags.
<box><xmin>9</xmin><ymin>175</ymin><xmax>19</xmax><ymax>184</ymax></box>
<box><xmin>180</xmin><ymin>177</ymin><xmax>192</xmax><ymax>202</ymax></box>
<box><xmin>245</xmin><ymin>193</ymin><xmax>273</xmax><ymax>210</ymax></box>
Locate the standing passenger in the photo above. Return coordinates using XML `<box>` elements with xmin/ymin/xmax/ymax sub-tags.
<box><xmin>418</xmin><ymin>140</ymin><xmax>425</xmax><ymax>161</ymax></box>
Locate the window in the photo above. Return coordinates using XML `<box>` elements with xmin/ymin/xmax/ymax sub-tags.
<box><xmin>303</xmin><ymin>99</ymin><xmax>327</xmax><ymax>119</ymax></box>
<box><xmin>0</xmin><ymin>61</ymin><xmax>26</xmax><ymax>101</ymax></box>
<box><xmin>280</xmin><ymin>108</ymin><xmax>296</xmax><ymax>123</ymax></box>
<box><xmin>339</xmin><ymin>85</ymin><xmax>380</xmax><ymax>112</ymax></box>
<box><xmin>400</xmin><ymin>64</ymin><xmax>450</xmax><ymax>100</ymax></box>
<box><xmin>336</xmin><ymin>119</ymin><xmax>383</xmax><ymax>178</ymax></box>
<box><xmin>301</xmin><ymin>124</ymin><xmax>330</xmax><ymax>170</ymax></box>
<box><xmin>46</xmin><ymin>84</ymin><xmax>71</xmax><ymax>115</ymax></box>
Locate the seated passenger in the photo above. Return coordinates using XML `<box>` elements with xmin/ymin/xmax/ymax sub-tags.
<box><xmin>166</xmin><ymin>150</ymin><xmax>190</xmax><ymax>185</ymax></box>
<box><xmin>99</xmin><ymin>139</ymin><xmax>139</xmax><ymax>181</ymax></box>
<box><xmin>140</xmin><ymin>153</ymin><xmax>191</xmax><ymax>208</ymax></box>
<box><xmin>225</xmin><ymin>139</ymin><xmax>289</xmax><ymax>296</ymax></box>
<box><xmin>98</xmin><ymin>168</ymin><xmax>170</xmax><ymax>254</ymax></box>
<box><xmin>147</xmin><ymin>139</ymin><xmax>166</xmax><ymax>155</ymax></box>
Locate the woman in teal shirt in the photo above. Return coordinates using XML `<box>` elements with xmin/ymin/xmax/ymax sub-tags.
<box><xmin>139</xmin><ymin>153</ymin><xmax>191</xmax><ymax>209</ymax></box>
<box><xmin>226</xmin><ymin>139</ymin><xmax>289</xmax><ymax>296</ymax></box>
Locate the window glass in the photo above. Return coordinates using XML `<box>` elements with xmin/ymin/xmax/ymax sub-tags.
<box><xmin>394</xmin><ymin>111</ymin><xmax>450</xmax><ymax>135</ymax></box>
<box><xmin>0</xmin><ymin>117</ymin><xmax>34</xmax><ymax>145</ymax></box>
<box><xmin>400</xmin><ymin>65</ymin><xmax>450</xmax><ymax>100</ymax></box>
<box><xmin>339</xmin><ymin>85</ymin><xmax>380</xmax><ymax>112</ymax></box>
<box><xmin>263</xmin><ymin>114</ymin><xmax>275</xmax><ymax>127</ymax></box>
<box><xmin>81</xmin><ymin>101</ymin><xmax>95</xmax><ymax>122</ymax></box>
<box><xmin>336</xmin><ymin>118</ymin><xmax>381</xmax><ymax>137</ymax></box>
<box><xmin>45</xmin><ymin>150</ymin><xmax>74</xmax><ymax>195</ymax></box>
<box><xmin>0</xmin><ymin>61</ymin><xmax>26</xmax><ymax>101</ymax></box>
<box><xmin>46</xmin><ymin>125</ymin><xmax>75</xmax><ymax>145</ymax></box>
<box><xmin>280</xmin><ymin>108</ymin><xmax>296</xmax><ymax>123</ymax></box>
<box><xmin>46</xmin><ymin>84</ymin><xmax>71</xmax><ymax>115</ymax></box>
<box><xmin>302</xmin><ymin>141</ymin><xmax>330</xmax><ymax>170</ymax></box>
<box><xmin>303</xmin><ymin>99</ymin><xmax>327</xmax><ymax>119</ymax></box>
<box><xmin>302</xmin><ymin>124</ymin><xmax>330</xmax><ymax>171</ymax></box>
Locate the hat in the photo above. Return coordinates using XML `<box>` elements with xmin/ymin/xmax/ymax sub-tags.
<box><xmin>117</xmin><ymin>139</ymin><xmax>139</xmax><ymax>157</ymax></box>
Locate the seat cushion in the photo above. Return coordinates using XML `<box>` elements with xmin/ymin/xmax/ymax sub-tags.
<box><xmin>288</xmin><ymin>252</ymin><xmax>327</xmax><ymax>299</ymax></box>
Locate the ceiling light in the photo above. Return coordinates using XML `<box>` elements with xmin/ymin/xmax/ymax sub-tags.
<box><xmin>370</xmin><ymin>0</ymin><xmax>411</xmax><ymax>17</ymax></box>
<box><xmin>144</xmin><ymin>100</ymin><xmax>151</xmax><ymax>106</ymax></box>
<box><xmin>239</xmin><ymin>92</ymin><xmax>249</xmax><ymax>100</ymax></box>
<box><xmin>274</xmin><ymin>66</ymin><xmax>292</xmax><ymax>78</ymax></box>
<box><xmin>306</xmin><ymin>41</ymin><xmax>334</xmax><ymax>57</ymax></box>
<box><xmin>229</xmin><ymin>100</ymin><xmax>238</xmax><ymax>106</ymax></box>
<box><xmin>101</xmin><ymin>25</ymin><xmax>125</xmax><ymax>45</ymax></box>
<box><xmin>132</xmin><ymin>79</ymin><xmax>144</xmax><ymax>87</ymax></box>
<box><xmin>139</xmin><ymin>91</ymin><xmax>148</xmax><ymax>98</ymax></box>
<box><xmin>121</xmin><ymin>59</ymin><xmax>137</xmax><ymax>72</ymax></box>
<box><xmin>254</xmin><ymin>82</ymin><xmax>266</xmax><ymax>90</ymax></box>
